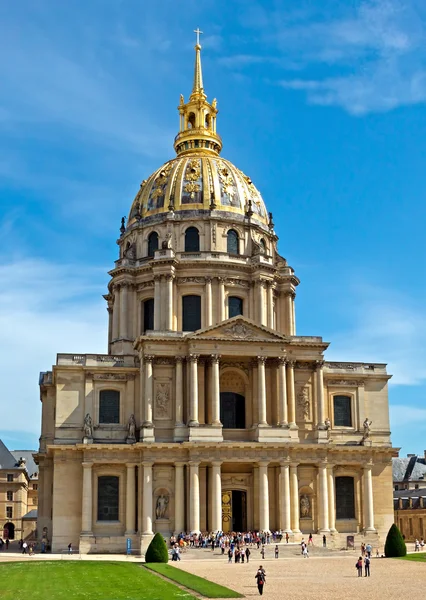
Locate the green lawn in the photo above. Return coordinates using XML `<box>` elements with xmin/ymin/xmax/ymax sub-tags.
<box><xmin>0</xmin><ymin>561</ymin><xmax>196</xmax><ymax>600</ymax></box>
<box><xmin>145</xmin><ymin>563</ymin><xmax>243</xmax><ymax>598</ymax></box>
<box><xmin>395</xmin><ymin>553</ymin><xmax>426</xmax><ymax>562</ymax></box>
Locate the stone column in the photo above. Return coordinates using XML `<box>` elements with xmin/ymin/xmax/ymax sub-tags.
<box><xmin>318</xmin><ymin>462</ymin><xmax>330</xmax><ymax>533</ymax></box>
<box><xmin>205</xmin><ymin>277</ymin><xmax>213</xmax><ymax>327</ymax></box>
<box><xmin>142</xmin><ymin>461</ymin><xmax>153</xmax><ymax>534</ymax></box>
<box><xmin>188</xmin><ymin>354</ymin><xmax>200</xmax><ymax>426</ymax></box>
<box><xmin>153</xmin><ymin>275</ymin><xmax>161</xmax><ymax>330</ymax></box>
<box><xmin>125</xmin><ymin>464</ymin><xmax>136</xmax><ymax>534</ymax></box>
<box><xmin>211</xmin><ymin>355</ymin><xmax>221</xmax><ymax>425</ymax></box>
<box><xmin>174</xmin><ymin>357</ymin><xmax>184</xmax><ymax>427</ymax></box>
<box><xmin>165</xmin><ymin>275</ymin><xmax>174</xmax><ymax>330</ymax></box>
<box><xmin>120</xmin><ymin>283</ymin><xmax>128</xmax><ymax>339</ymax></box>
<box><xmin>287</xmin><ymin>360</ymin><xmax>297</xmax><ymax>428</ymax></box>
<box><xmin>189</xmin><ymin>461</ymin><xmax>200</xmax><ymax>533</ymax></box>
<box><xmin>267</xmin><ymin>282</ymin><xmax>274</xmax><ymax>328</ymax></box>
<box><xmin>258</xmin><ymin>280</ymin><xmax>266</xmax><ymax>326</ymax></box>
<box><xmin>284</xmin><ymin>292</ymin><xmax>294</xmax><ymax>335</ymax></box>
<box><xmin>107</xmin><ymin>307</ymin><xmax>113</xmax><ymax>351</ymax></box>
<box><xmin>258</xmin><ymin>461</ymin><xmax>270</xmax><ymax>532</ymax></box>
<box><xmin>81</xmin><ymin>462</ymin><xmax>93</xmax><ymax>534</ymax></box>
<box><xmin>144</xmin><ymin>355</ymin><xmax>154</xmax><ymax>426</ymax></box>
<box><xmin>257</xmin><ymin>356</ymin><xmax>267</xmax><ymax>426</ymax></box>
<box><xmin>363</xmin><ymin>464</ymin><xmax>375</xmax><ymax>531</ymax></box>
<box><xmin>174</xmin><ymin>462</ymin><xmax>185</xmax><ymax>534</ymax></box>
<box><xmin>112</xmin><ymin>286</ymin><xmax>120</xmax><ymax>340</ymax></box>
<box><xmin>218</xmin><ymin>277</ymin><xmax>225</xmax><ymax>323</ymax></box>
<box><xmin>315</xmin><ymin>360</ymin><xmax>325</xmax><ymax>428</ymax></box>
<box><xmin>278</xmin><ymin>357</ymin><xmax>288</xmax><ymax>427</ymax></box>
<box><xmin>211</xmin><ymin>461</ymin><xmax>222</xmax><ymax>532</ymax></box>
<box><xmin>290</xmin><ymin>463</ymin><xmax>300</xmax><ymax>533</ymax></box>
<box><xmin>327</xmin><ymin>465</ymin><xmax>337</xmax><ymax>532</ymax></box>
<box><xmin>280</xmin><ymin>461</ymin><xmax>292</xmax><ymax>533</ymax></box>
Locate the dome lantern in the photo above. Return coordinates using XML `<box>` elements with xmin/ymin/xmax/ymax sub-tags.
<box><xmin>174</xmin><ymin>29</ymin><xmax>223</xmax><ymax>157</ymax></box>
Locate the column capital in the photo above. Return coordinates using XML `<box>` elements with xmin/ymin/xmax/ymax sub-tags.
<box><xmin>141</xmin><ymin>460</ymin><xmax>154</xmax><ymax>468</ymax></box>
<box><xmin>290</xmin><ymin>462</ymin><xmax>299</xmax><ymax>469</ymax></box>
<box><xmin>257</xmin><ymin>355</ymin><xmax>267</xmax><ymax>364</ymax></box>
<box><xmin>326</xmin><ymin>463</ymin><xmax>334</xmax><ymax>472</ymax></box>
<box><xmin>153</xmin><ymin>274</ymin><xmax>162</xmax><ymax>282</ymax></box>
<box><xmin>284</xmin><ymin>290</ymin><xmax>296</xmax><ymax>299</ymax></box>
<box><xmin>144</xmin><ymin>354</ymin><xmax>155</xmax><ymax>363</ymax></box>
<box><xmin>126</xmin><ymin>462</ymin><xmax>136</xmax><ymax>469</ymax></box>
<box><xmin>287</xmin><ymin>359</ymin><xmax>297</xmax><ymax>368</ymax></box>
<box><xmin>82</xmin><ymin>462</ymin><xmax>93</xmax><ymax>469</ymax></box>
<box><xmin>188</xmin><ymin>354</ymin><xmax>200</xmax><ymax>363</ymax></box>
<box><xmin>211</xmin><ymin>460</ymin><xmax>222</xmax><ymax>468</ymax></box>
<box><xmin>363</xmin><ymin>462</ymin><xmax>374</xmax><ymax>471</ymax></box>
<box><xmin>174</xmin><ymin>461</ymin><xmax>186</xmax><ymax>468</ymax></box>
<box><xmin>217</xmin><ymin>276</ymin><xmax>225</xmax><ymax>283</ymax></box>
<box><xmin>175</xmin><ymin>356</ymin><xmax>184</xmax><ymax>364</ymax></box>
<box><xmin>315</xmin><ymin>359</ymin><xmax>325</xmax><ymax>370</ymax></box>
<box><xmin>210</xmin><ymin>354</ymin><xmax>221</xmax><ymax>363</ymax></box>
<box><xmin>278</xmin><ymin>356</ymin><xmax>288</xmax><ymax>366</ymax></box>
<box><xmin>279</xmin><ymin>458</ymin><xmax>291</xmax><ymax>467</ymax></box>
<box><xmin>205</xmin><ymin>276</ymin><xmax>213</xmax><ymax>283</ymax></box>
<box><xmin>258</xmin><ymin>460</ymin><xmax>270</xmax><ymax>468</ymax></box>
<box><xmin>188</xmin><ymin>460</ymin><xmax>200</xmax><ymax>467</ymax></box>
<box><xmin>165</xmin><ymin>274</ymin><xmax>175</xmax><ymax>282</ymax></box>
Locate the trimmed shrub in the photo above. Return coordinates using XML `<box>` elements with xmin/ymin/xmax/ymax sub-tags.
<box><xmin>145</xmin><ymin>533</ymin><xmax>169</xmax><ymax>563</ymax></box>
<box><xmin>384</xmin><ymin>523</ymin><xmax>407</xmax><ymax>557</ymax></box>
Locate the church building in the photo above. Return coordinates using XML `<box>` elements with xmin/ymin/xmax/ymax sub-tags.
<box><xmin>36</xmin><ymin>36</ymin><xmax>397</xmax><ymax>553</ymax></box>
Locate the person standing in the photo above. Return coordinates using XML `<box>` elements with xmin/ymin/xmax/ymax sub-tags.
<box><xmin>308</xmin><ymin>533</ymin><xmax>313</xmax><ymax>545</ymax></box>
<box><xmin>245</xmin><ymin>547</ymin><xmax>251</xmax><ymax>563</ymax></box>
<box><xmin>285</xmin><ymin>532</ymin><xmax>289</xmax><ymax>544</ymax></box>
<box><xmin>255</xmin><ymin>566</ymin><xmax>266</xmax><ymax>596</ymax></box>
<box><xmin>260</xmin><ymin>545</ymin><xmax>265</xmax><ymax>559</ymax></box>
<box><xmin>68</xmin><ymin>543</ymin><xmax>72</xmax><ymax>554</ymax></box>
<box><xmin>364</xmin><ymin>555</ymin><xmax>371</xmax><ymax>577</ymax></box>
<box><xmin>322</xmin><ymin>535</ymin><xmax>326</xmax><ymax>548</ymax></box>
<box><xmin>356</xmin><ymin>556</ymin><xmax>363</xmax><ymax>577</ymax></box>
<box><xmin>274</xmin><ymin>545</ymin><xmax>279</xmax><ymax>559</ymax></box>
<box><xmin>22</xmin><ymin>541</ymin><xmax>28</xmax><ymax>554</ymax></box>
<box><xmin>366</xmin><ymin>543</ymin><xmax>372</xmax><ymax>558</ymax></box>
<box><xmin>228</xmin><ymin>547</ymin><xmax>233</xmax><ymax>563</ymax></box>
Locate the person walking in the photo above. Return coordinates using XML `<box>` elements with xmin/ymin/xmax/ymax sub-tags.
<box><xmin>68</xmin><ymin>543</ymin><xmax>72</xmax><ymax>554</ymax></box>
<box><xmin>364</xmin><ymin>555</ymin><xmax>371</xmax><ymax>577</ymax></box>
<box><xmin>356</xmin><ymin>556</ymin><xmax>363</xmax><ymax>577</ymax></box>
<box><xmin>308</xmin><ymin>533</ymin><xmax>313</xmax><ymax>545</ymax></box>
<box><xmin>228</xmin><ymin>547</ymin><xmax>233</xmax><ymax>563</ymax></box>
<box><xmin>274</xmin><ymin>545</ymin><xmax>279</xmax><ymax>559</ymax></box>
<box><xmin>245</xmin><ymin>547</ymin><xmax>251</xmax><ymax>563</ymax></box>
<box><xmin>22</xmin><ymin>541</ymin><xmax>28</xmax><ymax>554</ymax></box>
<box><xmin>303</xmin><ymin>545</ymin><xmax>309</xmax><ymax>558</ymax></box>
<box><xmin>285</xmin><ymin>532</ymin><xmax>289</xmax><ymax>544</ymax></box>
<box><xmin>255</xmin><ymin>566</ymin><xmax>266</xmax><ymax>595</ymax></box>
<box><xmin>260</xmin><ymin>545</ymin><xmax>265</xmax><ymax>559</ymax></box>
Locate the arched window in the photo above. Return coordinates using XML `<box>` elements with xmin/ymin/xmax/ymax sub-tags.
<box><xmin>188</xmin><ymin>113</ymin><xmax>196</xmax><ymax>129</ymax></box>
<box><xmin>182</xmin><ymin>295</ymin><xmax>201</xmax><ymax>331</ymax></box>
<box><xmin>184</xmin><ymin>227</ymin><xmax>200</xmax><ymax>252</ymax></box>
<box><xmin>142</xmin><ymin>298</ymin><xmax>154</xmax><ymax>333</ymax></box>
<box><xmin>333</xmin><ymin>395</ymin><xmax>352</xmax><ymax>427</ymax></box>
<box><xmin>335</xmin><ymin>476</ymin><xmax>355</xmax><ymax>519</ymax></box>
<box><xmin>97</xmin><ymin>476</ymin><xmax>119</xmax><ymax>521</ymax></box>
<box><xmin>205</xmin><ymin>114</ymin><xmax>211</xmax><ymax>129</ymax></box>
<box><xmin>147</xmin><ymin>231</ymin><xmax>159</xmax><ymax>257</ymax></box>
<box><xmin>227</xmin><ymin>229</ymin><xmax>239</xmax><ymax>254</ymax></box>
<box><xmin>99</xmin><ymin>390</ymin><xmax>120</xmax><ymax>424</ymax></box>
<box><xmin>228</xmin><ymin>296</ymin><xmax>243</xmax><ymax>318</ymax></box>
<box><xmin>260</xmin><ymin>238</ymin><xmax>267</xmax><ymax>254</ymax></box>
<box><xmin>220</xmin><ymin>392</ymin><xmax>245</xmax><ymax>429</ymax></box>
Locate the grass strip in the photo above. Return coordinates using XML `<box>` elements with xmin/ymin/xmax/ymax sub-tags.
<box><xmin>394</xmin><ymin>553</ymin><xmax>426</xmax><ymax>562</ymax></box>
<box><xmin>145</xmin><ymin>563</ymin><xmax>243</xmax><ymax>598</ymax></box>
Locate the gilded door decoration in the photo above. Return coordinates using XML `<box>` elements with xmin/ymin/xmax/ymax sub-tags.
<box><xmin>222</xmin><ymin>490</ymin><xmax>232</xmax><ymax>533</ymax></box>
<box><xmin>297</xmin><ymin>386</ymin><xmax>310</xmax><ymax>421</ymax></box>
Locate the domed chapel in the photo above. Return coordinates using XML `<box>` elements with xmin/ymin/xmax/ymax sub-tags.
<box><xmin>36</xmin><ymin>34</ymin><xmax>397</xmax><ymax>553</ymax></box>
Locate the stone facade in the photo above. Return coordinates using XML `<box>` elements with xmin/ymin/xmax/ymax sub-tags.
<box><xmin>35</xmin><ymin>40</ymin><xmax>397</xmax><ymax>554</ymax></box>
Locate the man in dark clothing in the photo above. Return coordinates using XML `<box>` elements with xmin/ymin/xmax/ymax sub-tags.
<box><xmin>255</xmin><ymin>566</ymin><xmax>266</xmax><ymax>595</ymax></box>
<box><xmin>322</xmin><ymin>535</ymin><xmax>326</xmax><ymax>548</ymax></box>
<box><xmin>364</xmin><ymin>556</ymin><xmax>371</xmax><ymax>577</ymax></box>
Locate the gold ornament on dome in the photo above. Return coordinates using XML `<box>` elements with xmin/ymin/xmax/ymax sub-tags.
<box><xmin>184</xmin><ymin>182</ymin><xmax>201</xmax><ymax>197</ymax></box>
<box><xmin>185</xmin><ymin>159</ymin><xmax>201</xmax><ymax>181</ymax></box>
<box><xmin>218</xmin><ymin>162</ymin><xmax>236</xmax><ymax>199</ymax></box>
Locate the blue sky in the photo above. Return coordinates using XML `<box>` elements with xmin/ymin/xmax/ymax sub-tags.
<box><xmin>1</xmin><ymin>0</ymin><xmax>425</xmax><ymax>455</ymax></box>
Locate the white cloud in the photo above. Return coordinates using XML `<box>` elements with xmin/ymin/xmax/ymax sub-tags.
<box><xmin>325</xmin><ymin>282</ymin><xmax>426</xmax><ymax>385</ymax></box>
<box><xmin>0</xmin><ymin>259</ymin><xmax>107</xmax><ymax>438</ymax></box>
<box><xmin>390</xmin><ymin>405</ymin><xmax>426</xmax><ymax>426</ymax></box>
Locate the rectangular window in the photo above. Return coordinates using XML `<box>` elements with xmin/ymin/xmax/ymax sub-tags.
<box><xmin>143</xmin><ymin>298</ymin><xmax>154</xmax><ymax>333</ymax></box>
<box><xmin>6</xmin><ymin>507</ymin><xmax>13</xmax><ymax>519</ymax></box>
<box><xmin>409</xmin><ymin>518</ymin><xmax>413</xmax><ymax>536</ymax></box>
<box><xmin>6</xmin><ymin>491</ymin><xmax>13</xmax><ymax>501</ymax></box>
<box><xmin>182</xmin><ymin>295</ymin><xmax>201</xmax><ymax>331</ymax></box>
<box><xmin>333</xmin><ymin>395</ymin><xmax>352</xmax><ymax>427</ymax></box>
<box><xmin>32</xmin><ymin>484</ymin><xmax>38</xmax><ymax>490</ymax></box>
<box><xmin>97</xmin><ymin>476</ymin><xmax>119</xmax><ymax>521</ymax></box>
<box><xmin>228</xmin><ymin>296</ymin><xmax>243</xmax><ymax>318</ymax></box>
<box><xmin>335</xmin><ymin>476</ymin><xmax>355</xmax><ymax>519</ymax></box>
<box><xmin>99</xmin><ymin>390</ymin><xmax>120</xmax><ymax>424</ymax></box>
<box><xmin>32</xmin><ymin>498</ymin><xmax>37</xmax><ymax>505</ymax></box>
<box><xmin>7</xmin><ymin>474</ymin><xmax>13</xmax><ymax>482</ymax></box>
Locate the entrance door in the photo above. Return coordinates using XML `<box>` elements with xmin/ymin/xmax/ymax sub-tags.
<box><xmin>222</xmin><ymin>490</ymin><xmax>247</xmax><ymax>532</ymax></box>
<box><xmin>220</xmin><ymin>393</ymin><xmax>245</xmax><ymax>428</ymax></box>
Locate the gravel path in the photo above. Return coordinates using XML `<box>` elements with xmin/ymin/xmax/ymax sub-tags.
<box><xmin>175</xmin><ymin>553</ymin><xmax>426</xmax><ymax>600</ymax></box>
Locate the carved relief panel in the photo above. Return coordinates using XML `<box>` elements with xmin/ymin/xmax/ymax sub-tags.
<box><xmin>154</xmin><ymin>380</ymin><xmax>172</xmax><ymax>421</ymax></box>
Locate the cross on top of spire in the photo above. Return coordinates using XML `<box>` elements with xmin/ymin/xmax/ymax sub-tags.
<box><xmin>194</xmin><ymin>28</ymin><xmax>203</xmax><ymax>47</ymax></box>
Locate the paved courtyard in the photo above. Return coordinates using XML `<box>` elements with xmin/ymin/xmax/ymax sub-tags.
<box><xmin>175</xmin><ymin>552</ymin><xmax>426</xmax><ymax>600</ymax></box>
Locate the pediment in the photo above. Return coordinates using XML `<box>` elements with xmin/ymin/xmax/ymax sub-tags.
<box><xmin>188</xmin><ymin>316</ymin><xmax>287</xmax><ymax>342</ymax></box>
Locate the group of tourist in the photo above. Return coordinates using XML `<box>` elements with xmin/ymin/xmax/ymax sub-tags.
<box><xmin>169</xmin><ymin>530</ymin><xmax>286</xmax><ymax>552</ymax></box>
<box><xmin>414</xmin><ymin>538</ymin><xmax>425</xmax><ymax>551</ymax></box>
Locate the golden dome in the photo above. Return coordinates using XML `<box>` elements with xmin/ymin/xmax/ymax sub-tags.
<box><xmin>127</xmin><ymin>33</ymin><xmax>269</xmax><ymax>227</ymax></box>
<box><xmin>128</xmin><ymin>154</ymin><xmax>268</xmax><ymax>225</ymax></box>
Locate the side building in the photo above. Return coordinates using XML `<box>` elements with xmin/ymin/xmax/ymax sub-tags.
<box><xmin>35</xmin><ymin>39</ymin><xmax>397</xmax><ymax>554</ymax></box>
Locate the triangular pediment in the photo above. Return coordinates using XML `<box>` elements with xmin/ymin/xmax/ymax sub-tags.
<box><xmin>187</xmin><ymin>316</ymin><xmax>288</xmax><ymax>342</ymax></box>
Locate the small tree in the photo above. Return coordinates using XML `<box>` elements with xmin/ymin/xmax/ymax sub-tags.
<box><xmin>384</xmin><ymin>523</ymin><xmax>406</xmax><ymax>557</ymax></box>
<box><xmin>145</xmin><ymin>533</ymin><xmax>169</xmax><ymax>563</ymax></box>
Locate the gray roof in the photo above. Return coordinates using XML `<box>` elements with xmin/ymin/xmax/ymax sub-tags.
<box><xmin>0</xmin><ymin>440</ymin><xmax>19</xmax><ymax>470</ymax></box>
<box><xmin>393</xmin><ymin>457</ymin><xmax>426</xmax><ymax>482</ymax></box>
<box><xmin>22</xmin><ymin>509</ymin><xmax>38</xmax><ymax>520</ymax></box>
<box><xmin>394</xmin><ymin>488</ymin><xmax>426</xmax><ymax>499</ymax></box>
<box><xmin>11</xmin><ymin>450</ymin><xmax>38</xmax><ymax>478</ymax></box>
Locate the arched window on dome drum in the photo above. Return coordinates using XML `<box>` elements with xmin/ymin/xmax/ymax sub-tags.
<box><xmin>333</xmin><ymin>395</ymin><xmax>352</xmax><ymax>427</ymax></box>
<box><xmin>335</xmin><ymin>476</ymin><xmax>355</xmax><ymax>520</ymax></box>
<box><xmin>227</xmin><ymin>229</ymin><xmax>239</xmax><ymax>254</ymax></box>
<box><xmin>147</xmin><ymin>231</ymin><xmax>159</xmax><ymax>257</ymax></box>
<box><xmin>142</xmin><ymin>298</ymin><xmax>154</xmax><ymax>333</ymax></box>
<box><xmin>260</xmin><ymin>238</ymin><xmax>267</xmax><ymax>254</ymax></box>
<box><xmin>182</xmin><ymin>295</ymin><xmax>201</xmax><ymax>331</ymax></box>
<box><xmin>228</xmin><ymin>296</ymin><xmax>243</xmax><ymax>318</ymax></box>
<box><xmin>188</xmin><ymin>113</ymin><xmax>195</xmax><ymax>129</ymax></box>
<box><xmin>220</xmin><ymin>392</ymin><xmax>245</xmax><ymax>429</ymax></box>
<box><xmin>99</xmin><ymin>390</ymin><xmax>120</xmax><ymax>424</ymax></box>
<box><xmin>97</xmin><ymin>476</ymin><xmax>119</xmax><ymax>521</ymax></box>
<box><xmin>184</xmin><ymin>227</ymin><xmax>200</xmax><ymax>252</ymax></box>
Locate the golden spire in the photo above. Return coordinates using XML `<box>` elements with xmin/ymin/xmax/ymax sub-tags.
<box><xmin>191</xmin><ymin>28</ymin><xmax>205</xmax><ymax>99</ymax></box>
<box><xmin>174</xmin><ymin>30</ymin><xmax>222</xmax><ymax>156</ymax></box>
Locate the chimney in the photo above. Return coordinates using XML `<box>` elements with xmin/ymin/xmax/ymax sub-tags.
<box><xmin>407</xmin><ymin>454</ymin><xmax>416</xmax><ymax>458</ymax></box>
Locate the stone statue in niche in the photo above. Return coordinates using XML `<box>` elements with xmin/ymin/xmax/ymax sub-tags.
<box><xmin>123</xmin><ymin>242</ymin><xmax>136</xmax><ymax>260</ymax></box>
<box><xmin>325</xmin><ymin>417</ymin><xmax>331</xmax><ymax>430</ymax></box>
<box><xmin>126</xmin><ymin>414</ymin><xmax>136</xmax><ymax>443</ymax></box>
<box><xmin>83</xmin><ymin>413</ymin><xmax>93</xmax><ymax>442</ymax></box>
<box><xmin>297</xmin><ymin>387</ymin><xmax>310</xmax><ymax>420</ymax></box>
<box><xmin>156</xmin><ymin>494</ymin><xmax>169</xmax><ymax>519</ymax></box>
<box><xmin>300</xmin><ymin>494</ymin><xmax>311</xmax><ymax>519</ymax></box>
<box><xmin>161</xmin><ymin>232</ymin><xmax>173</xmax><ymax>249</ymax></box>
<box><xmin>361</xmin><ymin>418</ymin><xmax>372</xmax><ymax>444</ymax></box>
